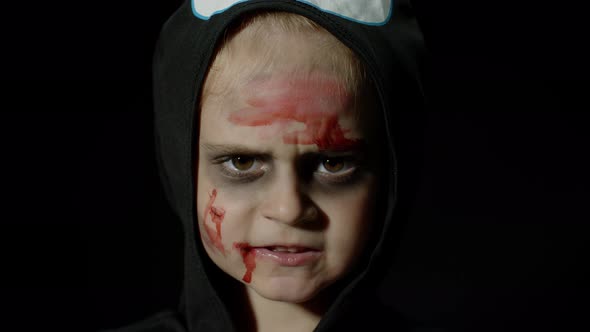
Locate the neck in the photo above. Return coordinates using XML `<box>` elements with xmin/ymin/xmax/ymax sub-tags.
<box><xmin>229</xmin><ymin>284</ymin><xmax>337</xmax><ymax>332</ymax></box>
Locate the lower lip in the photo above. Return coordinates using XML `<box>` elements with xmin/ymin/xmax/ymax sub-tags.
<box><xmin>252</xmin><ymin>248</ymin><xmax>322</xmax><ymax>267</ymax></box>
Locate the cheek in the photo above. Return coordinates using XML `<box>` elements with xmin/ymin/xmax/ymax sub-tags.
<box><xmin>196</xmin><ymin>181</ymin><xmax>258</xmax><ymax>255</ymax></box>
<box><xmin>196</xmin><ymin>187</ymin><xmax>227</xmax><ymax>255</ymax></box>
<box><xmin>196</xmin><ymin>185</ymin><xmax>262</xmax><ymax>284</ymax></box>
<box><xmin>321</xmin><ymin>183</ymin><xmax>376</xmax><ymax>265</ymax></box>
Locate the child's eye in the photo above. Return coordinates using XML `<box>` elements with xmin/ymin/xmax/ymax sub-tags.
<box><xmin>213</xmin><ymin>154</ymin><xmax>362</xmax><ymax>185</ymax></box>
<box><xmin>230</xmin><ymin>156</ymin><xmax>255</xmax><ymax>171</ymax></box>
<box><xmin>315</xmin><ymin>156</ymin><xmax>359</xmax><ymax>184</ymax></box>
<box><xmin>217</xmin><ymin>155</ymin><xmax>266</xmax><ymax>182</ymax></box>
<box><xmin>320</xmin><ymin>158</ymin><xmax>345</xmax><ymax>173</ymax></box>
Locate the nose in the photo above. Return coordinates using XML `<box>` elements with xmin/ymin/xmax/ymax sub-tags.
<box><xmin>260</xmin><ymin>168</ymin><xmax>317</xmax><ymax>226</ymax></box>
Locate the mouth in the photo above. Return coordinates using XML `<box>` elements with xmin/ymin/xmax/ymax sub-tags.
<box><xmin>234</xmin><ymin>242</ymin><xmax>324</xmax><ymax>267</ymax></box>
<box><xmin>237</xmin><ymin>244</ymin><xmax>322</xmax><ymax>267</ymax></box>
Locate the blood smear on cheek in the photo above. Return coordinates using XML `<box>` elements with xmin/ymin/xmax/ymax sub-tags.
<box><xmin>233</xmin><ymin>242</ymin><xmax>256</xmax><ymax>283</ymax></box>
<box><xmin>203</xmin><ymin>189</ymin><xmax>226</xmax><ymax>255</ymax></box>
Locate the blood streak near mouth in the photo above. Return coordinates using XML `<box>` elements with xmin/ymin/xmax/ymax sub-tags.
<box><xmin>228</xmin><ymin>78</ymin><xmax>362</xmax><ymax>151</ymax></box>
<box><xmin>233</xmin><ymin>242</ymin><xmax>256</xmax><ymax>283</ymax></box>
<box><xmin>203</xmin><ymin>189</ymin><xmax>226</xmax><ymax>255</ymax></box>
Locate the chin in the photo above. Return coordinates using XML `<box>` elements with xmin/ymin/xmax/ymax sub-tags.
<box><xmin>249</xmin><ymin>275</ymin><xmax>327</xmax><ymax>303</ymax></box>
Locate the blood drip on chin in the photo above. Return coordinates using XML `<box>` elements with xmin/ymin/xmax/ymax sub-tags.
<box><xmin>203</xmin><ymin>189</ymin><xmax>226</xmax><ymax>255</ymax></box>
<box><xmin>233</xmin><ymin>242</ymin><xmax>256</xmax><ymax>283</ymax></box>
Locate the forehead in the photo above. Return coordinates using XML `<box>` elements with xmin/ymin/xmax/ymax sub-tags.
<box><xmin>198</xmin><ymin>24</ymin><xmax>376</xmax><ymax>153</ymax></box>
<box><xmin>200</xmin><ymin>70</ymin><xmax>368</xmax><ymax>152</ymax></box>
<box><xmin>234</xmin><ymin>73</ymin><xmax>352</xmax><ymax>120</ymax></box>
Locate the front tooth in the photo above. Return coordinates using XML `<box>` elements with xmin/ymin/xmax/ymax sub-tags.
<box><xmin>270</xmin><ymin>247</ymin><xmax>304</xmax><ymax>253</ymax></box>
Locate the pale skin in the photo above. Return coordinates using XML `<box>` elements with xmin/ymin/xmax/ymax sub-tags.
<box><xmin>196</xmin><ymin>29</ymin><xmax>378</xmax><ymax>332</ymax></box>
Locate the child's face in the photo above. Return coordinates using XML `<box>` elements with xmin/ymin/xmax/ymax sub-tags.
<box><xmin>196</xmin><ymin>38</ymin><xmax>378</xmax><ymax>304</ymax></box>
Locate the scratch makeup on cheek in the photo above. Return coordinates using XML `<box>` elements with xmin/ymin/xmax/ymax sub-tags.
<box><xmin>203</xmin><ymin>189</ymin><xmax>226</xmax><ymax>255</ymax></box>
<box><xmin>229</xmin><ymin>78</ymin><xmax>362</xmax><ymax>151</ymax></box>
<box><xmin>233</xmin><ymin>242</ymin><xmax>256</xmax><ymax>283</ymax></box>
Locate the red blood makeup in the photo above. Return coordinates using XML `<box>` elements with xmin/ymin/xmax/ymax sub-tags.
<box><xmin>229</xmin><ymin>77</ymin><xmax>362</xmax><ymax>151</ymax></box>
<box><xmin>203</xmin><ymin>189</ymin><xmax>226</xmax><ymax>255</ymax></box>
<box><xmin>232</xmin><ymin>242</ymin><xmax>324</xmax><ymax>284</ymax></box>
<box><xmin>233</xmin><ymin>242</ymin><xmax>256</xmax><ymax>283</ymax></box>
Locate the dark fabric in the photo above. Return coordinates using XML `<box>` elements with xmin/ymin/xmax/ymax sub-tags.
<box><xmin>107</xmin><ymin>311</ymin><xmax>186</xmax><ymax>332</ymax></box>
<box><xmin>110</xmin><ymin>0</ymin><xmax>426</xmax><ymax>331</ymax></box>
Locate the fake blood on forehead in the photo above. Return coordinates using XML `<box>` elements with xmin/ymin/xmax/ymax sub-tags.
<box><xmin>203</xmin><ymin>189</ymin><xmax>226</xmax><ymax>255</ymax></box>
<box><xmin>233</xmin><ymin>242</ymin><xmax>256</xmax><ymax>283</ymax></box>
<box><xmin>228</xmin><ymin>78</ymin><xmax>362</xmax><ymax>151</ymax></box>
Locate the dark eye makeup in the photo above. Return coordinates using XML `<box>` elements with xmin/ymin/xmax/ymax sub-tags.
<box><xmin>210</xmin><ymin>153</ymin><xmax>364</xmax><ymax>185</ymax></box>
<box><xmin>314</xmin><ymin>155</ymin><xmax>362</xmax><ymax>185</ymax></box>
<box><xmin>211</xmin><ymin>155</ymin><xmax>267</xmax><ymax>182</ymax></box>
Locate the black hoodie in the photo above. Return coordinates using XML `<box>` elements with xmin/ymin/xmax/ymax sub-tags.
<box><xmin>108</xmin><ymin>0</ymin><xmax>427</xmax><ymax>331</ymax></box>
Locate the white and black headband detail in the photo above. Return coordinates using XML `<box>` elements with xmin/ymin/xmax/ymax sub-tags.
<box><xmin>191</xmin><ymin>0</ymin><xmax>393</xmax><ymax>25</ymax></box>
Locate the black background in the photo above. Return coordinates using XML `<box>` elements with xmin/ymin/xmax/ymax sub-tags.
<box><xmin>2</xmin><ymin>1</ymin><xmax>588</xmax><ymax>331</ymax></box>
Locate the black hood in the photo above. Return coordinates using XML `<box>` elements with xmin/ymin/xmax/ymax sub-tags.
<box><xmin>113</xmin><ymin>1</ymin><xmax>426</xmax><ymax>331</ymax></box>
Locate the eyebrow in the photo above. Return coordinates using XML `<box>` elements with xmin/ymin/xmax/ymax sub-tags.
<box><xmin>200</xmin><ymin>143</ymin><xmax>271</xmax><ymax>156</ymax></box>
<box><xmin>200</xmin><ymin>142</ymin><xmax>368</xmax><ymax>156</ymax></box>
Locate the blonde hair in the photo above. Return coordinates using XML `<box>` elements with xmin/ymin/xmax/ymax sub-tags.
<box><xmin>202</xmin><ymin>12</ymin><xmax>368</xmax><ymax>103</ymax></box>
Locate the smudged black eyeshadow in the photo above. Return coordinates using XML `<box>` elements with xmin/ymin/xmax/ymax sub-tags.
<box><xmin>210</xmin><ymin>155</ymin><xmax>268</xmax><ymax>184</ymax></box>
<box><xmin>210</xmin><ymin>152</ymin><xmax>368</xmax><ymax>188</ymax></box>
